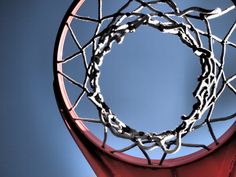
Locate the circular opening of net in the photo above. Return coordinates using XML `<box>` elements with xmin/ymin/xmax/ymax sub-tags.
<box><xmin>55</xmin><ymin>0</ymin><xmax>236</xmax><ymax>165</ymax></box>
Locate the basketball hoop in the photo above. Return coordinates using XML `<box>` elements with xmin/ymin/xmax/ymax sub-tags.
<box><xmin>54</xmin><ymin>0</ymin><xmax>236</xmax><ymax>176</ymax></box>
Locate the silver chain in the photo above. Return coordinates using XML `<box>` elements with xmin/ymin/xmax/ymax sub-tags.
<box><xmin>57</xmin><ymin>0</ymin><xmax>236</xmax><ymax>157</ymax></box>
<box><xmin>85</xmin><ymin>0</ymin><xmax>236</xmax><ymax>154</ymax></box>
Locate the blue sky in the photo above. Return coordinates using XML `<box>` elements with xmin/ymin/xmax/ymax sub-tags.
<box><xmin>0</xmin><ymin>0</ymin><xmax>95</xmax><ymax>176</ymax></box>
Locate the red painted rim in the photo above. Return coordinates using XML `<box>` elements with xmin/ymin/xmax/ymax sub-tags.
<box><xmin>53</xmin><ymin>0</ymin><xmax>236</xmax><ymax>168</ymax></box>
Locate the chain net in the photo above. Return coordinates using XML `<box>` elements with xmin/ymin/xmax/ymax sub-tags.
<box><xmin>57</xmin><ymin>0</ymin><xmax>236</xmax><ymax>165</ymax></box>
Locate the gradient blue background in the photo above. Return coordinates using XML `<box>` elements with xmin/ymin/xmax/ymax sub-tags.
<box><xmin>0</xmin><ymin>0</ymin><xmax>235</xmax><ymax>177</ymax></box>
<box><xmin>0</xmin><ymin>0</ymin><xmax>96</xmax><ymax>177</ymax></box>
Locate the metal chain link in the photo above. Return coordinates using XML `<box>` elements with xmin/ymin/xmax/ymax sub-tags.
<box><xmin>85</xmin><ymin>0</ymin><xmax>236</xmax><ymax>153</ymax></box>
<box><xmin>58</xmin><ymin>0</ymin><xmax>236</xmax><ymax>158</ymax></box>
